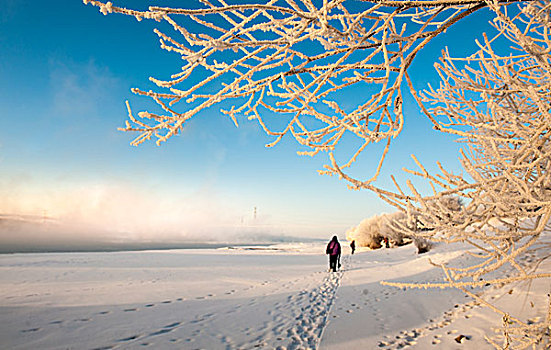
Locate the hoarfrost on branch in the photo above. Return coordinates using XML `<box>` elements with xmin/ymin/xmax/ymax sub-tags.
<box><xmin>84</xmin><ymin>0</ymin><xmax>551</xmax><ymax>348</ymax></box>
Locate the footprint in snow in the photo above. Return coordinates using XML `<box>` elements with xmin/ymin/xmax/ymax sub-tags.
<box><xmin>21</xmin><ymin>328</ymin><xmax>41</xmax><ymax>333</ymax></box>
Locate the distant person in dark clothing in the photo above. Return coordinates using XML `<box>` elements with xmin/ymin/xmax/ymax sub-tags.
<box><xmin>326</xmin><ymin>236</ymin><xmax>341</xmax><ymax>272</ymax></box>
<box><xmin>350</xmin><ymin>240</ymin><xmax>356</xmax><ymax>255</ymax></box>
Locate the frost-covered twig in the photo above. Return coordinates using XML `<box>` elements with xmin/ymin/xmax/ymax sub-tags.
<box><xmin>84</xmin><ymin>0</ymin><xmax>551</xmax><ymax>347</ymax></box>
<box><xmin>84</xmin><ymin>0</ymin><xmax>489</xmax><ymax>184</ymax></box>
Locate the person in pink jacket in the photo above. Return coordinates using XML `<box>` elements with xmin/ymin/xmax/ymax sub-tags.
<box><xmin>326</xmin><ymin>236</ymin><xmax>341</xmax><ymax>272</ymax></box>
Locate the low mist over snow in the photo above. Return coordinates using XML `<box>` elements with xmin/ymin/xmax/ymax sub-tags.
<box><xmin>0</xmin><ymin>182</ymin><xmax>309</xmax><ymax>252</ymax></box>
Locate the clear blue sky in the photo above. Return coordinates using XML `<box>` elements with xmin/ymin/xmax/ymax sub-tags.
<box><xmin>0</xmin><ymin>0</ymin><xmax>495</xmax><ymax>244</ymax></box>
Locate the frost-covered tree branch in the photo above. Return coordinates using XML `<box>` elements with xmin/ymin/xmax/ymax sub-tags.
<box><xmin>369</xmin><ymin>1</ymin><xmax>551</xmax><ymax>347</ymax></box>
<box><xmin>84</xmin><ymin>0</ymin><xmax>550</xmax><ymax>347</ymax></box>
<box><xmin>84</xmin><ymin>0</ymin><xmax>493</xmax><ymax>183</ymax></box>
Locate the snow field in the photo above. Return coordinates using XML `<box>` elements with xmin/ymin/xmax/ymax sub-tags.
<box><xmin>1</xmin><ymin>239</ymin><xmax>549</xmax><ymax>349</ymax></box>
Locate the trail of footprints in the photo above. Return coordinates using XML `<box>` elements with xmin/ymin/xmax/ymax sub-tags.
<box><xmin>376</xmin><ymin>249</ymin><xmax>546</xmax><ymax>349</ymax></box>
<box><xmin>241</xmin><ymin>270</ymin><xmax>343</xmax><ymax>349</ymax></box>
<box><xmin>18</xmin><ymin>257</ymin><xmax>349</xmax><ymax>350</ymax></box>
<box><xmin>376</xmin><ymin>299</ymin><xmax>482</xmax><ymax>349</ymax></box>
<box><xmin>18</xmin><ymin>287</ymin><xmax>234</xmax><ymax>349</ymax></box>
<box><xmin>19</xmin><ymin>250</ymin><xmax>543</xmax><ymax>349</ymax></box>
<box><xmin>232</xmin><ymin>255</ymin><xmax>349</xmax><ymax>350</ymax></box>
<box><xmin>88</xmin><ymin>308</ymin><xmax>218</xmax><ymax>349</ymax></box>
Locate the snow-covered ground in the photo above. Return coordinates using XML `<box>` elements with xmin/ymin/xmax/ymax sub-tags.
<box><xmin>0</xmin><ymin>238</ymin><xmax>548</xmax><ymax>349</ymax></box>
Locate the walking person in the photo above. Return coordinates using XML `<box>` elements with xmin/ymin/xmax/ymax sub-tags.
<box><xmin>350</xmin><ymin>240</ymin><xmax>356</xmax><ymax>255</ymax></box>
<box><xmin>326</xmin><ymin>236</ymin><xmax>341</xmax><ymax>272</ymax></box>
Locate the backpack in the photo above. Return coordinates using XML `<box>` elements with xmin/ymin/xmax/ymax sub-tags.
<box><xmin>327</xmin><ymin>241</ymin><xmax>340</xmax><ymax>255</ymax></box>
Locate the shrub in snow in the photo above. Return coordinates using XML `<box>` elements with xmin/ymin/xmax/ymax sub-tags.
<box><xmin>345</xmin><ymin>216</ymin><xmax>383</xmax><ymax>249</ymax></box>
<box><xmin>348</xmin><ymin>197</ymin><xmax>463</xmax><ymax>253</ymax></box>
<box><xmin>347</xmin><ymin>210</ymin><xmax>431</xmax><ymax>252</ymax></box>
<box><xmin>412</xmin><ymin>237</ymin><xmax>432</xmax><ymax>254</ymax></box>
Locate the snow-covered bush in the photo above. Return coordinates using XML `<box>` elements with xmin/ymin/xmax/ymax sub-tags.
<box><xmin>347</xmin><ymin>197</ymin><xmax>463</xmax><ymax>253</ymax></box>
<box><xmin>412</xmin><ymin>237</ymin><xmax>432</xmax><ymax>254</ymax></box>
<box><xmin>345</xmin><ymin>215</ymin><xmax>384</xmax><ymax>250</ymax></box>
<box><xmin>346</xmin><ymin>208</ymin><xmax>442</xmax><ymax>253</ymax></box>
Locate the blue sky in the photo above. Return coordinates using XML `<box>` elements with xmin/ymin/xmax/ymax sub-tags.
<box><xmin>0</xmin><ymin>1</ymin><xmax>495</xmax><ymax>244</ymax></box>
